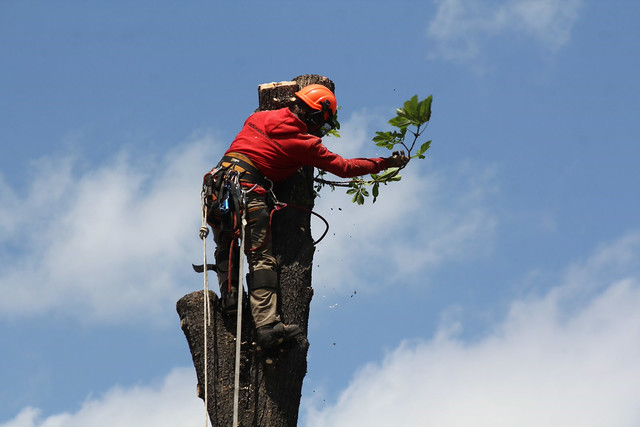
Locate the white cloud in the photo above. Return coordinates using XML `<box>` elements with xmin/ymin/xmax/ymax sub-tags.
<box><xmin>0</xmin><ymin>368</ymin><xmax>203</xmax><ymax>427</ymax></box>
<box><xmin>427</xmin><ymin>0</ymin><xmax>583</xmax><ymax>61</ymax></box>
<box><xmin>0</xmin><ymin>137</ymin><xmax>220</xmax><ymax>323</ymax></box>
<box><xmin>305</xmin><ymin>231</ymin><xmax>640</xmax><ymax>426</ymax></box>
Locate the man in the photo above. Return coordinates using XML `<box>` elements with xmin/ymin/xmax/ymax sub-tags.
<box><xmin>206</xmin><ymin>84</ymin><xmax>409</xmax><ymax>349</ymax></box>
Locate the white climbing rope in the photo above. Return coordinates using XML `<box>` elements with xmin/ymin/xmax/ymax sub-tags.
<box><xmin>199</xmin><ymin>193</ymin><xmax>212</xmax><ymax>427</ymax></box>
<box><xmin>232</xmin><ymin>190</ymin><xmax>247</xmax><ymax>427</ymax></box>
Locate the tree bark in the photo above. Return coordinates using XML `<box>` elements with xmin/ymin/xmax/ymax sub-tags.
<box><xmin>177</xmin><ymin>75</ymin><xmax>333</xmax><ymax>426</ymax></box>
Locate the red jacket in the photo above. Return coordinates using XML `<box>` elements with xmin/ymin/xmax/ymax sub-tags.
<box><xmin>226</xmin><ymin>108</ymin><xmax>387</xmax><ymax>183</ymax></box>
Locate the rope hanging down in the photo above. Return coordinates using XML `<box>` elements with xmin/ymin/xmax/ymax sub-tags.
<box><xmin>232</xmin><ymin>190</ymin><xmax>247</xmax><ymax>427</ymax></box>
<box><xmin>199</xmin><ymin>194</ymin><xmax>212</xmax><ymax>427</ymax></box>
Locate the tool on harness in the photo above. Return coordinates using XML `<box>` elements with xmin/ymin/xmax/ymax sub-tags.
<box><xmin>192</xmin><ymin>263</ymin><xmax>217</xmax><ymax>273</ymax></box>
<box><xmin>220</xmin><ymin>171</ymin><xmax>244</xmax><ymax>231</ymax></box>
<box><xmin>202</xmin><ymin>153</ymin><xmax>271</xmax><ymax>232</ymax></box>
<box><xmin>192</xmin><ymin>169</ymin><xmax>243</xmax><ymax>278</ymax></box>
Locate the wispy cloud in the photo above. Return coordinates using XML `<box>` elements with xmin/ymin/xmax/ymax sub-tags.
<box><xmin>305</xmin><ymin>230</ymin><xmax>640</xmax><ymax>426</ymax></box>
<box><xmin>427</xmin><ymin>0</ymin><xmax>584</xmax><ymax>61</ymax></box>
<box><xmin>0</xmin><ymin>138</ymin><xmax>218</xmax><ymax>324</ymax></box>
<box><xmin>0</xmin><ymin>368</ymin><xmax>202</xmax><ymax>427</ymax></box>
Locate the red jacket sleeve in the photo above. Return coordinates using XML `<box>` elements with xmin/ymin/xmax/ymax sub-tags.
<box><xmin>304</xmin><ymin>139</ymin><xmax>387</xmax><ymax>178</ymax></box>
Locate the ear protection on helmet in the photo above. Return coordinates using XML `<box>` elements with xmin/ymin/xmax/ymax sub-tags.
<box><xmin>307</xmin><ymin>99</ymin><xmax>334</xmax><ymax>127</ymax></box>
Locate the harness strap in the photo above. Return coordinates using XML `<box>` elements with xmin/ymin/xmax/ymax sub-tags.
<box><xmin>219</xmin><ymin>152</ymin><xmax>272</xmax><ymax>190</ymax></box>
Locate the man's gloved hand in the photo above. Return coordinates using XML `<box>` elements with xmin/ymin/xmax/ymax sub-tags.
<box><xmin>385</xmin><ymin>150</ymin><xmax>410</xmax><ymax>168</ymax></box>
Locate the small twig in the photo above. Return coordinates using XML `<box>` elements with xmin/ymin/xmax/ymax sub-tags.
<box><xmin>313</xmin><ymin>177</ymin><xmax>353</xmax><ymax>187</ymax></box>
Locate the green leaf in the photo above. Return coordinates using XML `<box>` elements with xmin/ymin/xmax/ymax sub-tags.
<box><xmin>416</xmin><ymin>140</ymin><xmax>431</xmax><ymax>157</ymax></box>
<box><xmin>417</xmin><ymin>96</ymin><xmax>432</xmax><ymax>124</ymax></box>
<box><xmin>378</xmin><ymin>167</ymin><xmax>400</xmax><ymax>180</ymax></box>
<box><xmin>373</xmin><ymin>131</ymin><xmax>397</xmax><ymax>149</ymax></box>
<box><xmin>375</xmin><ymin>141</ymin><xmax>395</xmax><ymax>149</ymax></box>
<box><xmin>388</xmin><ymin>116</ymin><xmax>412</xmax><ymax>129</ymax></box>
<box><xmin>372</xmin><ymin>131</ymin><xmax>392</xmax><ymax>143</ymax></box>
<box><xmin>325</xmin><ymin>128</ymin><xmax>341</xmax><ymax>138</ymax></box>
<box><xmin>403</xmin><ymin>95</ymin><xmax>419</xmax><ymax>117</ymax></box>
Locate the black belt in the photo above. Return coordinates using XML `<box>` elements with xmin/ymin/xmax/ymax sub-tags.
<box><xmin>218</xmin><ymin>153</ymin><xmax>271</xmax><ymax>190</ymax></box>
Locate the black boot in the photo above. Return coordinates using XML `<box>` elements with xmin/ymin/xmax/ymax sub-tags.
<box><xmin>256</xmin><ymin>322</ymin><xmax>302</xmax><ymax>349</ymax></box>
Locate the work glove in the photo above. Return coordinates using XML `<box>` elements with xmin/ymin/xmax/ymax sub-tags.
<box><xmin>385</xmin><ymin>150</ymin><xmax>409</xmax><ymax>168</ymax></box>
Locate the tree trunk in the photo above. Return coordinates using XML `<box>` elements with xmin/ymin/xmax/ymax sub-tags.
<box><xmin>177</xmin><ymin>75</ymin><xmax>333</xmax><ymax>426</ymax></box>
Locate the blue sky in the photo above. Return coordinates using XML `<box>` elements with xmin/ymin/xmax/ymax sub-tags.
<box><xmin>1</xmin><ymin>0</ymin><xmax>640</xmax><ymax>425</ymax></box>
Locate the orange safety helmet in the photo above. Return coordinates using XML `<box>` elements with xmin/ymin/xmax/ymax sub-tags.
<box><xmin>295</xmin><ymin>84</ymin><xmax>338</xmax><ymax>121</ymax></box>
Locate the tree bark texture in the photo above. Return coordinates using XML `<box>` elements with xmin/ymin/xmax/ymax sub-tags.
<box><xmin>177</xmin><ymin>75</ymin><xmax>333</xmax><ymax>426</ymax></box>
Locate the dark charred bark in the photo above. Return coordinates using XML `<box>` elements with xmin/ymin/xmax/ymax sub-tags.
<box><xmin>177</xmin><ymin>75</ymin><xmax>333</xmax><ymax>426</ymax></box>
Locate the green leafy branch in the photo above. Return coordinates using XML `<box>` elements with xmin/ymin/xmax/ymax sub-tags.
<box><xmin>314</xmin><ymin>94</ymin><xmax>433</xmax><ymax>204</ymax></box>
